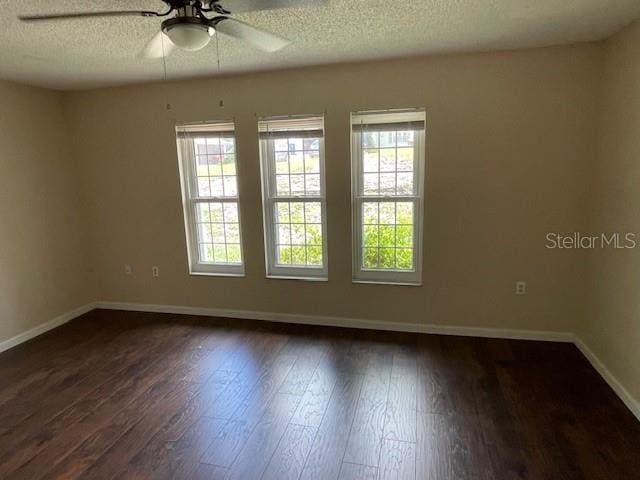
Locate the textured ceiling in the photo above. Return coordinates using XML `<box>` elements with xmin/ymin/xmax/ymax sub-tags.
<box><xmin>1</xmin><ymin>0</ymin><xmax>639</xmax><ymax>90</ymax></box>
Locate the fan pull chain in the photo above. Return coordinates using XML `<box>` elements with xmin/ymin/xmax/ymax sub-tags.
<box><xmin>215</xmin><ymin>33</ymin><xmax>224</xmax><ymax>108</ymax></box>
<box><xmin>160</xmin><ymin>33</ymin><xmax>171</xmax><ymax>111</ymax></box>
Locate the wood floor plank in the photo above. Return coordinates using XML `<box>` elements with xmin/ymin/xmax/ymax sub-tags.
<box><xmin>261</xmin><ymin>423</ymin><xmax>317</xmax><ymax>480</ymax></box>
<box><xmin>300</xmin><ymin>374</ymin><xmax>365</xmax><ymax>480</ymax></box>
<box><xmin>279</xmin><ymin>342</ymin><xmax>328</xmax><ymax>395</ymax></box>
<box><xmin>338</xmin><ymin>462</ymin><xmax>378</xmax><ymax>480</ymax></box>
<box><xmin>416</xmin><ymin>411</ymin><xmax>493</xmax><ymax>480</ymax></box>
<box><xmin>290</xmin><ymin>360</ymin><xmax>340</xmax><ymax>428</ymax></box>
<box><xmin>189</xmin><ymin>463</ymin><xmax>228</xmax><ymax>480</ymax></box>
<box><xmin>116</xmin><ymin>371</ymin><xmax>237</xmax><ymax>479</ymax></box>
<box><xmin>199</xmin><ymin>353</ymin><xmax>299</xmax><ymax>467</ymax></box>
<box><xmin>379</xmin><ymin>439</ymin><xmax>416</xmax><ymax>480</ymax></box>
<box><xmin>64</xmin><ymin>379</ymin><xmax>202</xmax><ymax>480</ymax></box>
<box><xmin>343</xmin><ymin>345</ymin><xmax>393</xmax><ymax>466</ymax></box>
<box><xmin>34</xmin><ymin>379</ymin><xmax>187</xmax><ymax>480</ymax></box>
<box><xmin>117</xmin><ymin>416</ymin><xmax>227</xmax><ymax>480</ymax></box>
<box><xmin>383</xmin><ymin>362</ymin><xmax>417</xmax><ymax>442</ymax></box>
<box><xmin>203</xmin><ymin>335</ymin><xmax>293</xmax><ymax>420</ymax></box>
<box><xmin>225</xmin><ymin>393</ymin><xmax>302</xmax><ymax>480</ymax></box>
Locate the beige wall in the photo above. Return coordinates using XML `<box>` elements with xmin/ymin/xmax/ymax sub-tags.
<box><xmin>66</xmin><ymin>44</ymin><xmax>601</xmax><ymax>333</ymax></box>
<box><xmin>585</xmin><ymin>21</ymin><xmax>640</xmax><ymax>405</ymax></box>
<box><xmin>0</xmin><ymin>80</ymin><xmax>90</xmax><ymax>345</ymax></box>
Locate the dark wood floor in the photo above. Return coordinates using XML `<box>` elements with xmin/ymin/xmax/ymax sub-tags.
<box><xmin>0</xmin><ymin>310</ymin><xmax>638</xmax><ymax>480</ymax></box>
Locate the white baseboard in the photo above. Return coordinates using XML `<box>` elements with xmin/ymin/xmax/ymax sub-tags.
<box><xmin>0</xmin><ymin>303</ymin><xmax>96</xmax><ymax>354</ymax></box>
<box><xmin>2</xmin><ymin>300</ymin><xmax>637</xmax><ymax>423</ymax></box>
<box><xmin>94</xmin><ymin>301</ymin><xmax>575</xmax><ymax>342</ymax></box>
<box><xmin>574</xmin><ymin>337</ymin><xmax>640</xmax><ymax>421</ymax></box>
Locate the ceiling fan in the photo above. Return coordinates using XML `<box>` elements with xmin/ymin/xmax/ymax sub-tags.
<box><xmin>18</xmin><ymin>0</ymin><xmax>323</xmax><ymax>58</ymax></box>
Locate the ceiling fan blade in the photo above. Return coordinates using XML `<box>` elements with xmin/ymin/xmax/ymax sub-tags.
<box><xmin>216</xmin><ymin>0</ymin><xmax>327</xmax><ymax>13</ymax></box>
<box><xmin>214</xmin><ymin>18</ymin><xmax>290</xmax><ymax>52</ymax></box>
<box><xmin>140</xmin><ymin>31</ymin><xmax>176</xmax><ymax>59</ymax></box>
<box><xmin>19</xmin><ymin>10</ymin><xmax>162</xmax><ymax>22</ymax></box>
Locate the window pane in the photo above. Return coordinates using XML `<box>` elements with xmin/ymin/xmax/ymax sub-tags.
<box><xmin>363</xmin><ymin>248</ymin><xmax>379</xmax><ymax>268</ymax></box>
<box><xmin>304</xmin><ymin>151</ymin><xmax>320</xmax><ymax>173</ymax></box>
<box><xmin>304</xmin><ymin>138</ymin><xmax>320</xmax><ymax>151</ymax></box>
<box><xmin>259</xmin><ymin>116</ymin><xmax>326</xmax><ymax>276</ymax></box>
<box><xmin>198</xmin><ymin>178</ymin><xmax>211</xmax><ymax>197</ymax></box>
<box><xmin>213</xmin><ymin>244</ymin><xmax>227</xmax><ymax>263</ymax></box>
<box><xmin>363</xmin><ymin>202</ymin><xmax>379</xmax><ymax>224</ymax></box>
<box><xmin>305</xmin><ymin>174</ymin><xmax>321</xmax><ymax>195</ymax></box>
<box><xmin>290</xmin><ymin>174</ymin><xmax>305</xmax><ymax>195</ymax></box>
<box><xmin>359</xmin><ymin>200</ymin><xmax>415</xmax><ymax>271</ymax></box>
<box><xmin>192</xmin><ymin>136</ymin><xmax>239</xmax><ymax>200</ymax></box>
<box><xmin>305</xmin><ymin>202</ymin><xmax>322</xmax><ymax>223</ymax></box>
<box><xmin>396</xmin><ymin>172</ymin><xmax>413</xmax><ymax>195</ymax></box>
<box><xmin>207</xmin><ymin>138</ymin><xmax>221</xmax><ymax>154</ymax></box>
<box><xmin>222</xmin><ymin>155</ymin><xmax>236</xmax><ymax>174</ymax></box>
<box><xmin>290</xmin><ymin>151</ymin><xmax>304</xmax><ymax>173</ymax></box>
<box><xmin>397</xmin><ymin>147</ymin><xmax>414</xmax><ymax>171</ymax></box>
<box><xmin>290</xmin><ymin>202</ymin><xmax>304</xmax><ymax>223</ymax></box>
<box><xmin>193</xmin><ymin>201</ymin><xmax>242</xmax><ymax>266</ymax></box>
<box><xmin>227</xmin><ymin>245</ymin><xmax>242</xmax><ymax>263</ymax></box>
<box><xmin>379</xmin><ymin>131</ymin><xmax>396</xmax><ymax>147</ymax></box>
<box><xmin>200</xmin><ymin>243</ymin><xmax>214</xmax><ymax>262</ymax></box>
<box><xmin>276</xmin><ymin>152</ymin><xmax>289</xmax><ymax>174</ymax></box>
<box><xmin>396</xmin><ymin>202</ymin><xmax>413</xmax><ymax>224</ymax></box>
<box><xmin>363</xmin><ymin>173</ymin><xmax>379</xmax><ymax>195</ymax></box>
<box><xmin>276</xmin><ymin>175</ymin><xmax>290</xmax><ymax>196</ymax></box>
<box><xmin>363</xmin><ymin>149</ymin><xmax>379</xmax><ymax>172</ymax></box>
<box><xmin>379</xmin><ymin>149</ymin><xmax>396</xmax><ymax>172</ymax></box>
<box><xmin>221</xmin><ymin>136</ymin><xmax>235</xmax><ymax>153</ymax></box>
<box><xmin>278</xmin><ymin>246</ymin><xmax>292</xmax><ymax>264</ymax></box>
<box><xmin>379</xmin><ymin>173</ymin><xmax>395</xmax><ymax>195</ymax></box>
<box><xmin>224</xmin><ymin>203</ymin><xmax>239</xmax><ymax>223</ymax></box>
<box><xmin>208</xmin><ymin>155</ymin><xmax>222</xmax><ymax>176</ymax></box>
<box><xmin>397</xmin><ymin>248</ymin><xmax>413</xmax><ymax>269</ymax></box>
<box><xmin>273</xmin><ymin>202</ymin><xmax>324</xmax><ymax>267</ymax></box>
<box><xmin>307</xmin><ymin>246</ymin><xmax>323</xmax><ymax>265</ymax></box>
<box><xmin>363</xmin><ymin>132</ymin><xmax>378</xmax><ymax>149</ymax></box>
<box><xmin>276</xmin><ymin>202</ymin><xmax>290</xmax><ymax>223</ymax></box>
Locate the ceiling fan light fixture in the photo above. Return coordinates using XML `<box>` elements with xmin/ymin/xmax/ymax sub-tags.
<box><xmin>163</xmin><ymin>21</ymin><xmax>212</xmax><ymax>51</ymax></box>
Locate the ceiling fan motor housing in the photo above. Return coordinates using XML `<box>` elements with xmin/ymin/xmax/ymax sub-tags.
<box><xmin>161</xmin><ymin>6</ymin><xmax>214</xmax><ymax>51</ymax></box>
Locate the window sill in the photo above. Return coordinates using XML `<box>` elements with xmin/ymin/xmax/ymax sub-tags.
<box><xmin>352</xmin><ymin>279</ymin><xmax>422</xmax><ymax>287</ymax></box>
<box><xmin>189</xmin><ymin>271</ymin><xmax>245</xmax><ymax>278</ymax></box>
<box><xmin>266</xmin><ymin>274</ymin><xmax>328</xmax><ymax>282</ymax></box>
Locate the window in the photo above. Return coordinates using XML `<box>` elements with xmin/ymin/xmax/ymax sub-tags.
<box><xmin>258</xmin><ymin>115</ymin><xmax>328</xmax><ymax>280</ymax></box>
<box><xmin>351</xmin><ymin>109</ymin><xmax>425</xmax><ymax>284</ymax></box>
<box><xmin>176</xmin><ymin>121</ymin><xmax>244</xmax><ymax>276</ymax></box>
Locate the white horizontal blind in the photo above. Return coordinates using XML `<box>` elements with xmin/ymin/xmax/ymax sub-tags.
<box><xmin>176</xmin><ymin>121</ymin><xmax>244</xmax><ymax>276</ymax></box>
<box><xmin>258</xmin><ymin>115</ymin><xmax>328</xmax><ymax>280</ymax></box>
<box><xmin>351</xmin><ymin>109</ymin><xmax>426</xmax><ymax>284</ymax></box>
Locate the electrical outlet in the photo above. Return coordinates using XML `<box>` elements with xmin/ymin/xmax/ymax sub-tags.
<box><xmin>152</xmin><ymin>266</ymin><xmax>160</xmax><ymax>277</ymax></box>
<box><xmin>124</xmin><ymin>265</ymin><xmax>132</xmax><ymax>275</ymax></box>
<box><xmin>515</xmin><ymin>281</ymin><xmax>526</xmax><ymax>295</ymax></box>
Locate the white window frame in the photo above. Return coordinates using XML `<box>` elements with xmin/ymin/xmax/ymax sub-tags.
<box><xmin>351</xmin><ymin>109</ymin><xmax>426</xmax><ymax>285</ymax></box>
<box><xmin>258</xmin><ymin>115</ymin><xmax>328</xmax><ymax>280</ymax></box>
<box><xmin>176</xmin><ymin>121</ymin><xmax>245</xmax><ymax>276</ymax></box>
